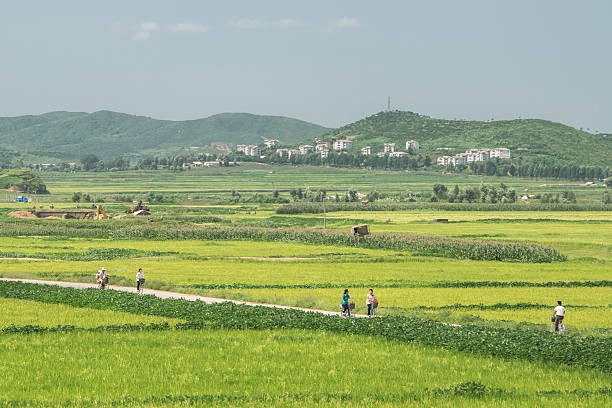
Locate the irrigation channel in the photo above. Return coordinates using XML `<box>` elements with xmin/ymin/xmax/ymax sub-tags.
<box><xmin>0</xmin><ymin>278</ymin><xmax>370</xmax><ymax>318</ymax></box>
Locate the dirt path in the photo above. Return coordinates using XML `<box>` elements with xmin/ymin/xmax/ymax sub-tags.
<box><xmin>0</xmin><ymin>278</ymin><xmax>365</xmax><ymax>318</ymax></box>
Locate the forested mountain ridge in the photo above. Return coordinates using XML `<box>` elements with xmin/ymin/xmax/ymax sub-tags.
<box><xmin>0</xmin><ymin>111</ymin><xmax>331</xmax><ymax>164</ymax></box>
<box><xmin>323</xmin><ymin>111</ymin><xmax>611</xmax><ymax>167</ymax></box>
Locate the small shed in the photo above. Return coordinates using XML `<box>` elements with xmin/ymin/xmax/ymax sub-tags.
<box><xmin>352</xmin><ymin>224</ymin><xmax>369</xmax><ymax>237</ymax></box>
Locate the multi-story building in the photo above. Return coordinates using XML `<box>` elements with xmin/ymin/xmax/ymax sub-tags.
<box><xmin>236</xmin><ymin>144</ymin><xmax>247</xmax><ymax>153</ymax></box>
<box><xmin>315</xmin><ymin>142</ymin><xmax>330</xmax><ymax>152</ymax></box>
<box><xmin>360</xmin><ymin>146</ymin><xmax>372</xmax><ymax>155</ymax></box>
<box><xmin>451</xmin><ymin>154</ymin><xmax>467</xmax><ymax>166</ymax></box>
<box><xmin>299</xmin><ymin>145</ymin><xmax>314</xmax><ymax>155</ymax></box>
<box><xmin>383</xmin><ymin>143</ymin><xmax>395</xmax><ymax>153</ymax></box>
<box><xmin>437</xmin><ymin>147</ymin><xmax>508</xmax><ymax>167</ymax></box>
<box><xmin>490</xmin><ymin>148</ymin><xmax>511</xmax><ymax>159</ymax></box>
<box><xmin>264</xmin><ymin>139</ymin><xmax>280</xmax><ymax>149</ymax></box>
<box><xmin>319</xmin><ymin>146</ymin><xmax>330</xmax><ymax>158</ymax></box>
<box><xmin>437</xmin><ymin>155</ymin><xmax>451</xmax><ymax>166</ymax></box>
<box><xmin>276</xmin><ymin>148</ymin><xmax>299</xmax><ymax>159</ymax></box>
<box><xmin>243</xmin><ymin>145</ymin><xmax>260</xmax><ymax>157</ymax></box>
<box><xmin>405</xmin><ymin>140</ymin><xmax>419</xmax><ymax>151</ymax></box>
<box><xmin>333</xmin><ymin>139</ymin><xmax>352</xmax><ymax>150</ymax></box>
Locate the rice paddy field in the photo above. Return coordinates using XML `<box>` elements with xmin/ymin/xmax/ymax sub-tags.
<box><xmin>0</xmin><ymin>167</ymin><xmax>610</xmax><ymax>406</ymax></box>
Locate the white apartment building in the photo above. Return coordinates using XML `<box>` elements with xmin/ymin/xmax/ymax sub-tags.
<box><xmin>236</xmin><ymin>144</ymin><xmax>247</xmax><ymax>153</ymax></box>
<box><xmin>299</xmin><ymin>145</ymin><xmax>314</xmax><ymax>155</ymax></box>
<box><xmin>333</xmin><ymin>139</ymin><xmax>352</xmax><ymax>150</ymax></box>
<box><xmin>361</xmin><ymin>146</ymin><xmax>372</xmax><ymax>155</ymax></box>
<box><xmin>315</xmin><ymin>142</ymin><xmax>330</xmax><ymax>152</ymax></box>
<box><xmin>276</xmin><ymin>148</ymin><xmax>300</xmax><ymax>158</ymax></box>
<box><xmin>437</xmin><ymin>155</ymin><xmax>451</xmax><ymax>166</ymax></box>
<box><xmin>264</xmin><ymin>139</ymin><xmax>280</xmax><ymax>149</ymax></box>
<box><xmin>405</xmin><ymin>140</ymin><xmax>419</xmax><ymax>151</ymax></box>
<box><xmin>451</xmin><ymin>154</ymin><xmax>467</xmax><ymax>166</ymax></box>
<box><xmin>319</xmin><ymin>146</ymin><xmax>330</xmax><ymax>158</ymax></box>
<box><xmin>437</xmin><ymin>147</ymin><xmax>509</xmax><ymax>167</ymax></box>
<box><xmin>244</xmin><ymin>145</ymin><xmax>260</xmax><ymax>156</ymax></box>
<box><xmin>383</xmin><ymin>143</ymin><xmax>396</xmax><ymax>153</ymax></box>
<box><xmin>490</xmin><ymin>148</ymin><xmax>511</xmax><ymax>159</ymax></box>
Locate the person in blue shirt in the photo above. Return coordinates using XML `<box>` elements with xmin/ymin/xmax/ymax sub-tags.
<box><xmin>341</xmin><ymin>288</ymin><xmax>351</xmax><ymax>317</ymax></box>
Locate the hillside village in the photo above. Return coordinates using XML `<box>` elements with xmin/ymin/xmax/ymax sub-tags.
<box><xmin>232</xmin><ymin>138</ymin><xmax>509</xmax><ymax>167</ymax></box>
<box><xmin>235</xmin><ymin>139</ymin><xmax>422</xmax><ymax>160</ymax></box>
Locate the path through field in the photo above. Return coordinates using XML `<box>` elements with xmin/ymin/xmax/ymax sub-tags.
<box><xmin>0</xmin><ymin>278</ymin><xmax>365</xmax><ymax>318</ymax></box>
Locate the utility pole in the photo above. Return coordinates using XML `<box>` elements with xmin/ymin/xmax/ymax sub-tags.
<box><xmin>322</xmin><ymin>190</ymin><xmax>326</xmax><ymax>229</ymax></box>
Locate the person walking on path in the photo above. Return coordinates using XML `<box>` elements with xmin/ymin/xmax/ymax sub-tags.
<box><xmin>341</xmin><ymin>289</ymin><xmax>351</xmax><ymax>317</ymax></box>
<box><xmin>366</xmin><ymin>288</ymin><xmax>377</xmax><ymax>317</ymax></box>
<box><xmin>553</xmin><ymin>300</ymin><xmax>566</xmax><ymax>333</ymax></box>
<box><xmin>136</xmin><ymin>268</ymin><xmax>146</xmax><ymax>294</ymax></box>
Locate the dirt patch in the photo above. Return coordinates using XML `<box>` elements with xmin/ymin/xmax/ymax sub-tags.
<box><xmin>9</xmin><ymin>211</ymin><xmax>37</xmax><ymax>219</ymax></box>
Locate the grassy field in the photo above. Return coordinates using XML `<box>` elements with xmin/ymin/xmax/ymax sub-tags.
<box><xmin>0</xmin><ymin>212</ymin><xmax>609</xmax><ymax>330</ymax></box>
<box><xmin>0</xmin><ymin>167</ymin><xmax>610</xmax><ymax>406</ymax></box>
<box><xmin>2</xmin><ymin>165</ymin><xmax>607</xmax><ymax>203</ymax></box>
<box><xmin>1</xmin><ymin>329</ymin><xmax>610</xmax><ymax>407</ymax></box>
<box><xmin>0</xmin><ymin>298</ymin><xmax>182</xmax><ymax>328</ymax></box>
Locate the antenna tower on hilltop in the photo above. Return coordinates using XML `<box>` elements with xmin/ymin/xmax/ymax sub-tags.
<box><xmin>387</xmin><ymin>96</ymin><xmax>391</xmax><ymax>111</ymax></box>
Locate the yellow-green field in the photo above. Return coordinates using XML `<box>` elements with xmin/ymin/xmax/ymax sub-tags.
<box><xmin>0</xmin><ymin>168</ymin><xmax>610</xmax><ymax>406</ymax></box>
<box><xmin>1</xmin><ymin>329</ymin><xmax>610</xmax><ymax>407</ymax></box>
<box><xmin>0</xmin><ymin>298</ymin><xmax>182</xmax><ymax>328</ymax></box>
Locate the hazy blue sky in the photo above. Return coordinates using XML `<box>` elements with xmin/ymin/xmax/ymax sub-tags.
<box><xmin>1</xmin><ymin>0</ymin><xmax>610</xmax><ymax>131</ymax></box>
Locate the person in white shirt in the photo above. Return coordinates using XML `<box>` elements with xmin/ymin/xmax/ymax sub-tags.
<box><xmin>366</xmin><ymin>288</ymin><xmax>376</xmax><ymax>316</ymax></box>
<box><xmin>553</xmin><ymin>300</ymin><xmax>566</xmax><ymax>332</ymax></box>
<box><xmin>136</xmin><ymin>268</ymin><xmax>145</xmax><ymax>294</ymax></box>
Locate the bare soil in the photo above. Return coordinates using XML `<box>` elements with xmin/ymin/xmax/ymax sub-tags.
<box><xmin>9</xmin><ymin>211</ymin><xmax>37</xmax><ymax>219</ymax></box>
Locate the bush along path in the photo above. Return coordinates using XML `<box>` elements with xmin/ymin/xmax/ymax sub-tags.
<box><xmin>0</xmin><ymin>280</ymin><xmax>609</xmax><ymax>374</ymax></box>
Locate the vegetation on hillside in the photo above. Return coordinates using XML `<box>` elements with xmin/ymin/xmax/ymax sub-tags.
<box><xmin>0</xmin><ymin>111</ymin><xmax>330</xmax><ymax>164</ymax></box>
<box><xmin>0</xmin><ymin>169</ymin><xmax>47</xmax><ymax>193</ymax></box>
<box><xmin>323</xmin><ymin>111</ymin><xmax>611</xmax><ymax>167</ymax></box>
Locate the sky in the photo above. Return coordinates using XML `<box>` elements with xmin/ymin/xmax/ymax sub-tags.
<box><xmin>1</xmin><ymin>0</ymin><xmax>610</xmax><ymax>132</ymax></box>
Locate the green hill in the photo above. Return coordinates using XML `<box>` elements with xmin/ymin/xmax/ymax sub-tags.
<box><xmin>0</xmin><ymin>111</ymin><xmax>330</xmax><ymax>163</ymax></box>
<box><xmin>0</xmin><ymin>169</ymin><xmax>47</xmax><ymax>193</ymax></box>
<box><xmin>324</xmin><ymin>111</ymin><xmax>611</xmax><ymax>167</ymax></box>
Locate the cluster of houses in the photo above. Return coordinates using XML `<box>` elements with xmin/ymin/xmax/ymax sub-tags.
<box><xmin>266</xmin><ymin>139</ymin><xmax>420</xmax><ymax>159</ymax></box>
<box><xmin>436</xmin><ymin>148</ymin><xmax>511</xmax><ymax>166</ymax></box>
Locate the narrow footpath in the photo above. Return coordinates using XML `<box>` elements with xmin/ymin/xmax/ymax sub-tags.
<box><xmin>0</xmin><ymin>278</ymin><xmax>366</xmax><ymax>318</ymax></box>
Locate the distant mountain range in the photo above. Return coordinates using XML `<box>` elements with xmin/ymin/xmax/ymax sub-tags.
<box><xmin>0</xmin><ymin>110</ymin><xmax>610</xmax><ymax>167</ymax></box>
<box><xmin>0</xmin><ymin>111</ymin><xmax>330</xmax><ymax>163</ymax></box>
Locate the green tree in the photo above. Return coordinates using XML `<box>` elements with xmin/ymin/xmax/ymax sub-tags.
<box><xmin>80</xmin><ymin>154</ymin><xmax>101</xmax><ymax>171</ymax></box>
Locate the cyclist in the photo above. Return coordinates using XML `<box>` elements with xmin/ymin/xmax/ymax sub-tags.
<box><xmin>341</xmin><ymin>289</ymin><xmax>351</xmax><ymax>317</ymax></box>
<box><xmin>552</xmin><ymin>300</ymin><xmax>566</xmax><ymax>333</ymax></box>
<box><xmin>96</xmin><ymin>267</ymin><xmax>108</xmax><ymax>290</ymax></box>
<box><xmin>136</xmin><ymin>268</ymin><xmax>146</xmax><ymax>294</ymax></box>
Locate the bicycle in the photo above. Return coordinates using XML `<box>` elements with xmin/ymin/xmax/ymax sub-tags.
<box><xmin>137</xmin><ymin>278</ymin><xmax>145</xmax><ymax>295</ymax></box>
<box><xmin>550</xmin><ymin>315</ymin><xmax>566</xmax><ymax>334</ymax></box>
<box><xmin>340</xmin><ymin>302</ymin><xmax>355</xmax><ymax>317</ymax></box>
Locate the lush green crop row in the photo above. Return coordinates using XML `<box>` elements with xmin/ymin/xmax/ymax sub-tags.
<box><xmin>0</xmin><ymin>220</ymin><xmax>566</xmax><ymax>262</ymax></box>
<box><xmin>187</xmin><ymin>280</ymin><xmax>611</xmax><ymax>290</ymax></box>
<box><xmin>0</xmin><ymin>247</ymin><xmax>175</xmax><ymax>261</ymax></box>
<box><xmin>276</xmin><ymin>202</ymin><xmax>612</xmax><ymax>214</ymax></box>
<box><xmin>1</xmin><ymin>281</ymin><xmax>609</xmax><ymax>373</ymax></box>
